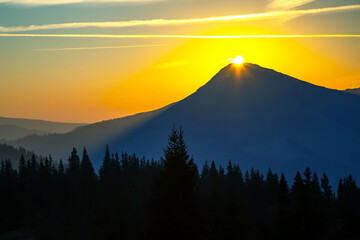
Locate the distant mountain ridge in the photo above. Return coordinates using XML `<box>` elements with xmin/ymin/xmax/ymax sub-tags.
<box><xmin>0</xmin><ymin>117</ymin><xmax>87</xmax><ymax>141</ymax></box>
<box><xmin>0</xmin><ymin>143</ymin><xmax>37</xmax><ymax>167</ymax></box>
<box><xmin>10</xmin><ymin>63</ymin><xmax>360</xmax><ymax>184</ymax></box>
<box><xmin>0</xmin><ymin>125</ymin><xmax>46</xmax><ymax>141</ymax></box>
<box><xmin>344</xmin><ymin>87</ymin><xmax>360</xmax><ymax>96</ymax></box>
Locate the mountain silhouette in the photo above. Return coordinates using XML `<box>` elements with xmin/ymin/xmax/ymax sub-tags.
<box><xmin>344</xmin><ymin>87</ymin><xmax>360</xmax><ymax>96</ymax></box>
<box><xmin>0</xmin><ymin>116</ymin><xmax>86</xmax><ymax>141</ymax></box>
<box><xmin>10</xmin><ymin>63</ymin><xmax>360</xmax><ymax>184</ymax></box>
<box><xmin>0</xmin><ymin>125</ymin><xmax>46</xmax><ymax>141</ymax></box>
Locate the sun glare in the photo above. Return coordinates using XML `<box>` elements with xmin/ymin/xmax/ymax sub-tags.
<box><xmin>231</xmin><ymin>56</ymin><xmax>245</xmax><ymax>65</ymax></box>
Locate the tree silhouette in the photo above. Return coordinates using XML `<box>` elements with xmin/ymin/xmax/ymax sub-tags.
<box><xmin>67</xmin><ymin>147</ymin><xmax>80</xmax><ymax>176</ymax></box>
<box><xmin>276</xmin><ymin>173</ymin><xmax>290</xmax><ymax>240</ymax></box>
<box><xmin>337</xmin><ymin>175</ymin><xmax>360</xmax><ymax>239</ymax></box>
<box><xmin>99</xmin><ymin>145</ymin><xmax>111</xmax><ymax>185</ymax></box>
<box><xmin>149</xmin><ymin>127</ymin><xmax>199</xmax><ymax>240</ymax></box>
<box><xmin>80</xmin><ymin>148</ymin><xmax>96</xmax><ymax>185</ymax></box>
<box><xmin>0</xmin><ymin>129</ymin><xmax>358</xmax><ymax>239</ymax></box>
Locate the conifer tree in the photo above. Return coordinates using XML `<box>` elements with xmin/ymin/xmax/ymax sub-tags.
<box><xmin>99</xmin><ymin>145</ymin><xmax>111</xmax><ymax>184</ymax></box>
<box><xmin>18</xmin><ymin>154</ymin><xmax>26</xmax><ymax>184</ymax></box>
<box><xmin>310</xmin><ymin>172</ymin><xmax>324</xmax><ymax>237</ymax></box>
<box><xmin>201</xmin><ymin>161</ymin><xmax>210</xmax><ymax>178</ymax></box>
<box><xmin>80</xmin><ymin>148</ymin><xmax>97</xmax><ymax>199</ymax></box>
<box><xmin>30</xmin><ymin>154</ymin><xmax>37</xmax><ymax>175</ymax></box>
<box><xmin>80</xmin><ymin>148</ymin><xmax>96</xmax><ymax>183</ymax></box>
<box><xmin>68</xmin><ymin>147</ymin><xmax>80</xmax><ymax>176</ymax></box>
<box><xmin>58</xmin><ymin>159</ymin><xmax>65</xmax><ymax>176</ymax></box>
<box><xmin>337</xmin><ymin>175</ymin><xmax>360</xmax><ymax>238</ymax></box>
<box><xmin>150</xmin><ymin>127</ymin><xmax>199</xmax><ymax>240</ymax></box>
<box><xmin>290</xmin><ymin>171</ymin><xmax>305</xmax><ymax>239</ymax></box>
<box><xmin>277</xmin><ymin>173</ymin><xmax>290</xmax><ymax>240</ymax></box>
<box><xmin>279</xmin><ymin>173</ymin><xmax>289</xmax><ymax>205</ymax></box>
<box><xmin>321</xmin><ymin>173</ymin><xmax>333</xmax><ymax>201</ymax></box>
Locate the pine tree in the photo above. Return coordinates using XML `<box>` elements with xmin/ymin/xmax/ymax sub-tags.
<box><xmin>321</xmin><ymin>173</ymin><xmax>335</xmax><ymax>239</ymax></box>
<box><xmin>337</xmin><ymin>175</ymin><xmax>360</xmax><ymax>238</ymax></box>
<box><xmin>30</xmin><ymin>154</ymin><xmax>37</xmax><ymax>175</ymax></box>
<box><xmin>279</xmin><ymin>173</ymin><xmax>289</xmax><ymax>205</ymax></box>
<box><xmin>310</xmin><ymin>172</ymin><xmax>324</xmax><ymax>238</ymax></box>
<box><xmin>311</xmin><ymin>172</ymin><xmax>322</xmax><ymax>198</ymax></box>
<box><xmin>58</xmin><ymin>159</ymin><xmax>65</xmax><ymax>176</ymax></box>
<box><xmin>150</xmin><ymin>127</ymin><xmax>199</xmax><ymax>240</ymax></box>
<box><xmin>277</xmin><ymin>173</ymin><xmax>290</xmax><ymax>240</ymax></box>
<box><xmin>266</xmin><ymin>168</ymin><xmax>279</xmax><ymax>206</ymax></box>
<box><xmin>321</xmin><ymin>173</ymin><xmax>333</xmax><ymax>201</ymax></box>
<box><xmin>303</xmin><ymin>167</ymin><xmax>312</xmax><ymax>187</ymax></box>
<box><xmin>80</xmin><ymin>148</ymin><xmax>96</xmax><ymax>183</ymax></box>
<box><xmin>18</xmin><ymin>154</ymin><xmax>26</xmax><ymax>184</ymax></box>
<box><xmin>201</xmin><ymin>161</ymin><xmax>210</xmax><ymax>178</ymax></box>
<box><xmin>290</xmin><ymin>171</ymin><xmax>305</xmax><ymax>239</ymax></box>
<box><xmin>68</xmin><ymin>147</ymin><xmax>80</xmax><ymax>176</ymax></box>
<box><xmin>80</xmin><ymin>148</ymin><xmax>97</xmax><ymax>199</ymax></box>
<box><xmin>99</xmin><ymin>145</ymin><xmax>111</xmax><ymax>184</ymax></box>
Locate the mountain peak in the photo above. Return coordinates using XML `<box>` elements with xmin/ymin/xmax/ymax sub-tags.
<box><xmin>195</xmin><ymin>62</ymin><xmax>300</xmax><ymax>98</ymax></box>
<box><xmin>219</xmin><ymin>62</ymin><xmax>263</xmax><ymax>74</ymax></box>
<box><xmin>212</xmin><ymin>62</ymin><xmax>280</xmax><ymax>82</ymax></box>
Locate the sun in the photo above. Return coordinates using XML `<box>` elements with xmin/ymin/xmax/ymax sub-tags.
<box><xmin>231</xmin><ymin>56</ymin><xmax>245</xmax><ymax>65</ymax></box>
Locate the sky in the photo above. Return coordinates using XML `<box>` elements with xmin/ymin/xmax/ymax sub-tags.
<box><xmin>0</xmin><ymin>0</ymin><xmax>359</xmax><ymax>123</ymax></box>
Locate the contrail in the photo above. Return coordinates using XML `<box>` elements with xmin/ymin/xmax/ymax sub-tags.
<box><xmin>268</xmin><ymin>0</ymin><xmax>314</xmax><ymax>10</ymax></box>
<box><xmin>0</xmin><ymin>4</ymin><xmax>359</xmax><ymax>32</ymax></box>
<box><xmin>35</xmin><ymin>44</ymin><xmax>166</xmax><ymax>51</ymax></box>
<box><xmin>1</xmin><ymin>33</ymin><xmax>360</xmax><ymax>39</ymax></box>
<box><xmin>0</xmin><ymin>0</ymin><xmax>160</xmax><ymax>5</ymax></box>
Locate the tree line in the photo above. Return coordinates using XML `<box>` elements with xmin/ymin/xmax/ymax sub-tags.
<box><xmin>0</xmin><ymin>143</ymin><xmax>36</xmax><ymax>167</ymax></box>
<box><xmin>0</xmin><ymin>127</ymin><xmax>359</xmax><ymax>240</ymax></box>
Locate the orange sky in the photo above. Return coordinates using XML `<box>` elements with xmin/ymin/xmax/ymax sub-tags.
<box><xmin>0</xmin><ymin>0</ymin><xmax>359</xmax><ymax>123</ymax></box>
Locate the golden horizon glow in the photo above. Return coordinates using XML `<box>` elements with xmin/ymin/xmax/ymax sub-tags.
<box><xmin>231</xmin><ymin>56</ymin><xmax>245</xmax><ymax>65</ymax></box>
<box><xmin>1</xmin><ymin>1</ymin><xmax>359</xmax><ymax>122</ymax></box>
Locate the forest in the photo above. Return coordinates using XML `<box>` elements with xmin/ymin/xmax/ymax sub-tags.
<box><xmin>0</xmin><ymin>128</ymin><xmax>359</xmax><ymax>240</ymax></box>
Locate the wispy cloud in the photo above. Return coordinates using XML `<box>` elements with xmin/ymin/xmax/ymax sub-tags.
<box><xmin>0</xmin><ymin>0</ymin><xmax>160</xmax><ymax>6</ymax></box>
<box><xmin>268</xmin><ymin>0</ymin><xmax>314</xmax><ymax>10</ymax></box>
<box><xmin>35</xmin><ymin>44</ymin><xmax>165</xmax><ymax>51</ymax></box>
<box><xmin>1</xmin><ymin>33</ymin><xmax>360</xmax><ymax>38</ymax></box>
<box><xmin>0</xmin><ymin>4</ymin><xmax>359</xmax><ymax>32</ymax></box>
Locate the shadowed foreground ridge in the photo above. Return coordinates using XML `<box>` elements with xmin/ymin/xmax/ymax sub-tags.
<box><xmin>10</xmin><ymin>63</ymin><xmax>360</xmax><ymax>184</ymax></box>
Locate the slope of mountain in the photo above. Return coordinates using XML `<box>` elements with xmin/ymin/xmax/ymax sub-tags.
<box><xmin>0</xmin><ymin>143</ymin><xmax>37</xmax><ymax>167</ymax></box>
<box><xmin>344</xmin><ymin>87</ymin><xmax>360</xmax><ymax>96</ymax></box>
<box><xmin>10</xmin><ymin>106</ymin><xmax>168</xmax><ymax>163</ymax></box>
<box><xmin>0</xmin><ymin>125</ymin><xmax>46</xmax><ymax>141</ymax></box>
<box><xmin>10</xmin><ymin>63</ymin><xmax>360</xmax><ymax>184</ymax></box>
<box><xmin>0</xmin><ymin>117</ymin><xmax>87</xmax><ymax>140</ymax></box>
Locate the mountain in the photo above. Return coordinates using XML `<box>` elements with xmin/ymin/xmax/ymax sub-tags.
<box><xmin>9</xmin><ymin>107</ymin><xmax>166</xmax><ymax>162</ymax></box>
<box><xmin>344</xmin><ymin>87</ymin><xmax>360</xmax><ymax>96</ymax></box>
<box><xmin>10</xmin><ymin>63</ymin><xmax>360</xmax><ymax>184</ymax></box>
<box><xmin>0</xmin><ymin>125</ymin><xmax>46</xmax><ymax>141</ymax></box>
<box><xmin>0</xmin><ymin>117</ymin><xmax>87</xmax><ymax>141</ymax></box>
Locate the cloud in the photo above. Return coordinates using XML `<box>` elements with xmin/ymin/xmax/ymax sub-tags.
<box><xmin>268</xmin><ymin>0</ymin><xmax>314</xmax><ymax>10</ymax></box>
<box><xmin>0</xmin><ymin>0</ymin><xmax>160</xmax><ymax>6</ymax></box>
<box><xmin>0</xmin><ymin>4</ymin><xmax>359</xmax><ymax>32</ymax></box>
<box><xmin>35</xmin><ymin>44</ymin><xmax>165</xmax><ymax>51</ymax></box>
<box><xmin>1</xmin><ymin>33</ymin><xmax>359</xmax><ymax>38</ymax></box>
